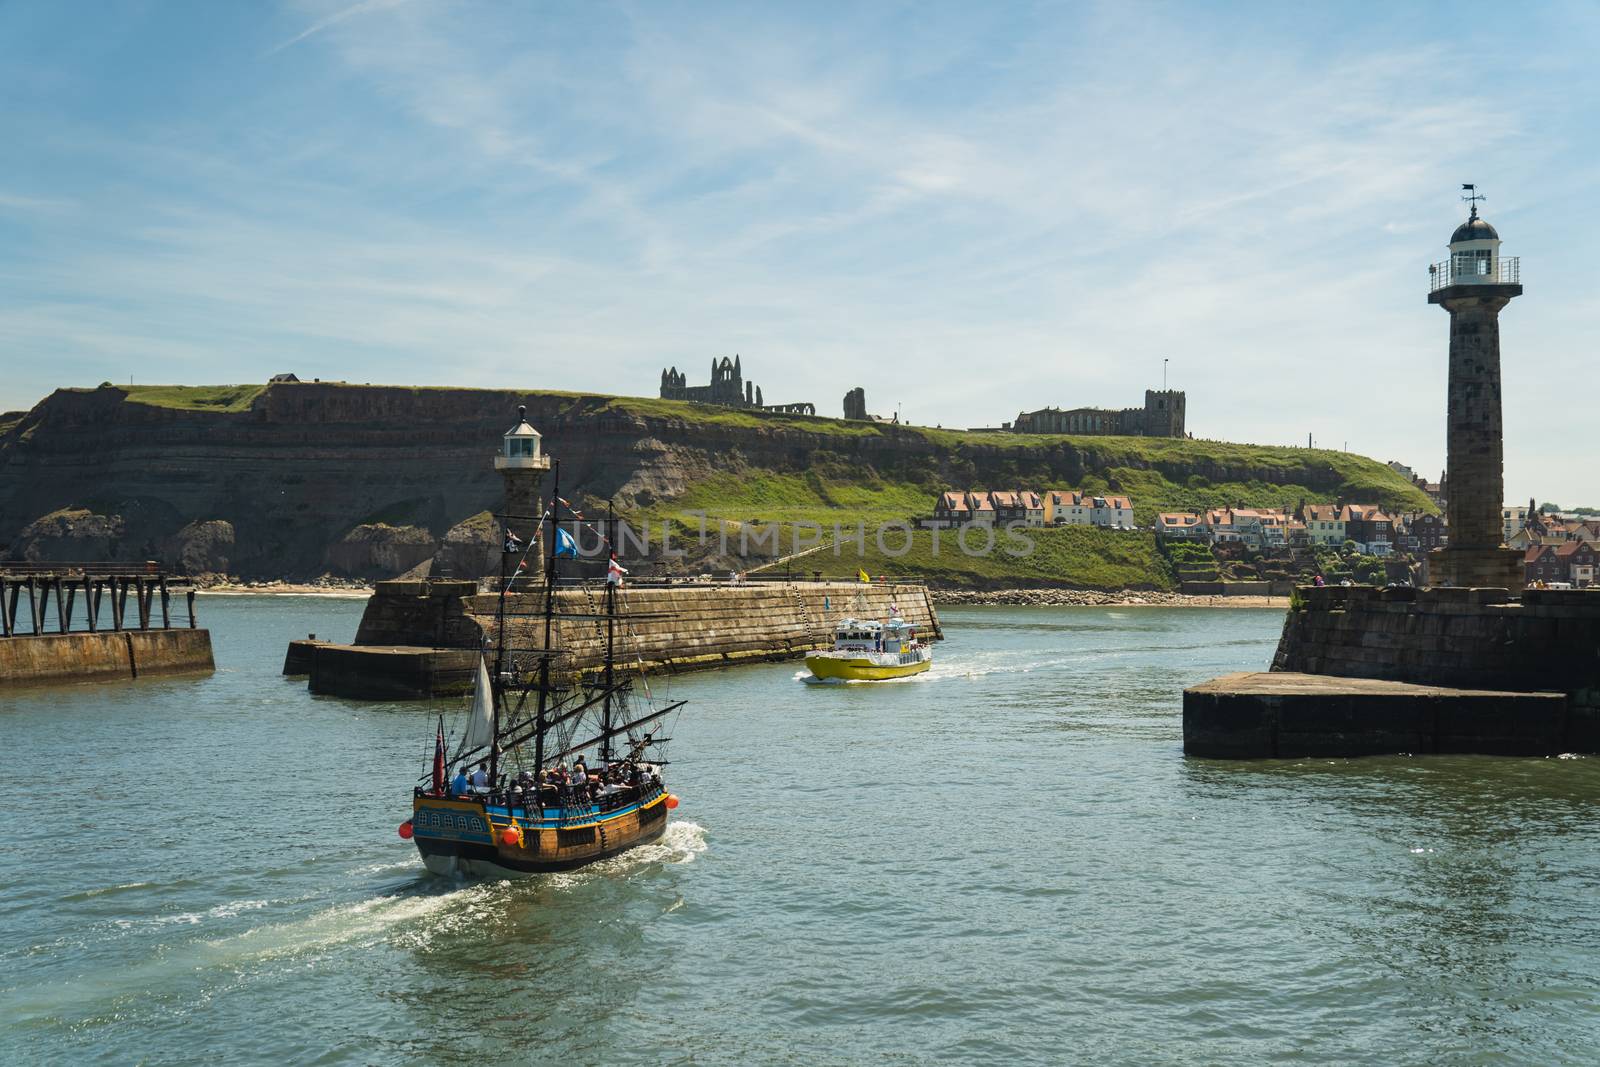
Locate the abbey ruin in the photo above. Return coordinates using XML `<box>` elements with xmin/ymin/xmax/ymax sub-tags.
<box><xmin>1007</xmin><ymin>389</ymin><xmax>1186</xmax><ymax>437</ymax></box>
<box><xmin>659</xmin><ymin>356</ymin><xmax>815</xmax><ymax>415</ymax></box>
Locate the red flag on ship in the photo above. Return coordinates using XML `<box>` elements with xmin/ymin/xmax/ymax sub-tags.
<box><xmin>432</xmin><ymin>718</ymin><xmax>446</xmax><ymax>794</ymax></box>
<box><xmin>607</xmin><ymin>553</ymin><xmax>628</xmax><ymax>587</ymax></box>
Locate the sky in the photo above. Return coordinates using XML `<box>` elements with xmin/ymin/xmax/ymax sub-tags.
<box><xmin>2</xmin><ymin>0</ymin><xmax>1597</xmax><ymax>504</ymax></box>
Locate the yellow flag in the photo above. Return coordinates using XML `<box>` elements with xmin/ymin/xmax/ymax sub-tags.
<box><xmin>857</xmin><ymin>569</ymin><xmax>871</xmax><ymax>583</ymax></box>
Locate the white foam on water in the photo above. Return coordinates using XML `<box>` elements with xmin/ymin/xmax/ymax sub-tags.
<box><xmin>350</xmin><ymin>859</ymin><xmax>421</xmax><ymax>877</ymax></box>
<box><xmin>62</xmin><ymin>881</ymin><xmax>159</xmax><ymax>902</ymax></box>
<box><xmin>114</xmin><ymin>897</ymin><xmax>274</xmax><ymax>930</ymax></box>
<box><xmin>0</xmin><ymin>886</ymin><xmax>490</xmax><ymax>1023</ymax></box>
<box><xmin>798</xmin><ymin>672</ymin><xmax>926</xmax><ymax>686</ymax></box>
<box><xmin>201</xmin><ymin>883</ymin><xmax>497</xmax><ymax>965</ymax></box>
<box><xmin>541</xmin><ymin>819</ymin><xmax>710</xmax><ymax>891</ymax></box>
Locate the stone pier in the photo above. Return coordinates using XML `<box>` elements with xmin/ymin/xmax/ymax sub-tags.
<box><xmin>287</xmin><ymin>577</ymin><xmax>942</xmax><ymax>700</ymax></box>
<box><xmin>1181</xmin><ymin>198</ymin><xmax>1563</xmax><ymax>759</ymax></box>
<box><xmin>1183</xmin><ymin>586</ymin><xmax>1600</xmax><ymax>758</ymax></box>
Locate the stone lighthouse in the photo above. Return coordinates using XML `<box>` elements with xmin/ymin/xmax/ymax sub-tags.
<box><xmin>493</xmin><ymin>405</ymin><xmax>552</xmax><ymax>540</ymax></box>
<box><xmin>1426</xmin><ymin>189</ymin><xmax>1524</xmax><ymax>591</ymax></box>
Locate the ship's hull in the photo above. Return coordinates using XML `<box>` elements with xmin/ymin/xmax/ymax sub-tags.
<box><xmin>805</xmin><ymin>651</ymin><xmax>932</xmax><ymax>680</ymax></box>
<box><xmin>411</xmin><ymin>790</ymin><xmax>671</xmax><ymax>879</ymax></box>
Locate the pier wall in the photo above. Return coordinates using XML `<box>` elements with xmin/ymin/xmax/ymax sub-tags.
<box><xmin>0</xmin><ymin>629</ymin><xmax>214</xmax><ymax>687</ymax></box>
<box><xmin>1184</xmin><ymin>586</ymin><xmax>1600</xmax><ymax>758</ymax></box>
<box><xmin>298</xmin><ymin>579</ymin><xmax>940</xmax><ymax>699</ymax></box>
<box><xmin>1271</xmin><ymin>586</ymin><xmax>1600</xmax><ymax>694</ymax></box>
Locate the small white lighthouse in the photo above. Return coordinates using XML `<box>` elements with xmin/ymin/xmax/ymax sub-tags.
<box><xmin>493</xmin><ymin>405</ymin><xmax>551</xmax><ymax>535</ymax></box>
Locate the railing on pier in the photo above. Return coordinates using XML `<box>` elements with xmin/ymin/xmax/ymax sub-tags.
<box><xmin>1428</xmin><ymin>256</ymin><xmax>1520</xmax><ymax>292</ymax></box>
<box><xmin>476</xmin><ymin>573</ymin><xmax>931</xmax><ymax>594</ymax></box>
<box><xmin>0</xmin><ymin>563</ymin><xmax>200</xmax><ymax>638</ymax></box>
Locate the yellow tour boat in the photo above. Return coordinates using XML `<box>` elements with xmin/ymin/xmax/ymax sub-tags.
<box><xmin>805</xmin><ymin>617</ymin><xmax>932</xmax><ymax>681</ymax></box>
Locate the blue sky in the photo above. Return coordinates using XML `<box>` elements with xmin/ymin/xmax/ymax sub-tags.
<box><xmin>2</xmin><ymin>1</ymin><xmax>1597</xmax><ymax>503</ymax></box>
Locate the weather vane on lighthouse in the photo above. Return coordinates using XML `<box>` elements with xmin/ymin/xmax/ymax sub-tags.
<box><xmin>1461</xmin><ymin>183</ymin><xmax>1486</xmax><ymax>219</ymax></box>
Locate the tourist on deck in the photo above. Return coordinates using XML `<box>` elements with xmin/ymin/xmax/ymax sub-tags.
<box><xmin>470</xmin><ymin>762</ymin><xmax>489</xmax><ymax>790</ymax></box>
<box><xmin>449</xmin><ymin>767</ymin><xmax>471</xmax><ymax>797</ymax></box>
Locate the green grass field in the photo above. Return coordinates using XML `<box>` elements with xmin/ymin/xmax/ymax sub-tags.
<box><xmin>825</xmin><ymin>525</ymin><xmax>1174</xmax><ymax>590</ymax></box>
<box><xmin>117</xmin><ymin>384</ymin><xmax>268</xmax><ymax>412</ymax></box>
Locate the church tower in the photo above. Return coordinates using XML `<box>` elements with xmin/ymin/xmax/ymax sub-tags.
<box><xmin>1426</xmin><ymin>186</ymin><xmax>1523</xmax><ymax>590</ymax></box>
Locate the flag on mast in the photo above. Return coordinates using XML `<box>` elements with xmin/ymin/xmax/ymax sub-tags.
<box><xmin>607</xmin><ymin>554</ymin><xmax>628</xmax><ymax>586</ymax></box>
<box><xmin>555</xmin><ymin>527</ymin><xmax>579</xmax><ymax>557</ymax></box>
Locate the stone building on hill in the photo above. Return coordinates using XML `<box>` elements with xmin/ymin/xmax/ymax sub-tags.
<box><xmin>842</xmin><ymin>386</ymin><xmax>898</xmax><ymax>423</ymax></box>
<box><xmin>659</xmin><ymin>356</ymin><xmax>815</xmax><ymax>415</ymax></box>
<box><xmin>1005</xmin><ymin>388</ymin><xmax>1186</xmax><ymax>437</ymax></box>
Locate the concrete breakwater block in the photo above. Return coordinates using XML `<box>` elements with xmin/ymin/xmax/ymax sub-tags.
<box><xmin>305</xmin><ymin>644</ymin><xmax>480</xmax><ymax>700</ymax></box>
<box><xmin>1184</xmin><ymin>672</ymin><xmax>1570</xmax><ymax>759</ymax></box>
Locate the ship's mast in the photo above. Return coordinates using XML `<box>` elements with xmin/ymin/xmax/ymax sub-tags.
<box><xmin>533</xmin><ymin>460</ymin><xmax>561</xmax><ymax>780</ymax></box>
<box><xmin>601</xmin><ymin>499</ymin><xmax>616</xmax><ymax>764</ymax></box>
<box><xmin>489</xmin><ymin>501</ymin><xmax>511</xmax><ymax>788</ymax></box>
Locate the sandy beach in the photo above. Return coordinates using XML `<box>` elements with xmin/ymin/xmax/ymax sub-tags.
<box><xmin>932</xmin><ymin>589</ymin><xmax>1287</xmax><ymax>609</ymax></box>
<box><xmin>196</xmin><ymin>582</ymin><xmax>373</xmax><ymax>598</ymax></box>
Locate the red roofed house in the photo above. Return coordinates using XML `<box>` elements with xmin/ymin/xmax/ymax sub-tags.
<box><xmin>1303</xmin><ymin>504</ymin><xmax>1346</xmax><ymax>546</ymax></box>
<box><xmin>926</xmin><ymin>491</ymin><xmax>973</xmax><ymax>528</ymax></box>
<box><xmin>1157</xmin><ymin>513</ymin><xmax>1206</xmax><ymax>540</ymax></box>
<box><xmin>1525</xmin><ymin>545</ymin><xmax>1562</xmax><ymax>585</ymax></box>
<box><xmin>1343</xmin><ymin>505</ymin><xmax>1395</xmax><ymax>555</ymax></box>
<box><xmin>1047</xmin><ymin>490</ymin><xmax>1092</xmax><ymax>525</ymax></box>
<box><xmin>1090</xmin><ymin>495</ymin><xmax>1135</xmax><ymax>529</ymax></box>
<box><xmin>1556</xmin><ymin>541</ymin><xmax>1600</xmax><ymax>587</ymax></box>
<box><xmin>988</xmin><ymin>491</ymin><xmax>1024</xmax><ymax>524</ymax></box>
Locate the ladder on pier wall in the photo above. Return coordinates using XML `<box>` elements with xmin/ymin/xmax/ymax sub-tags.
<box><xmin>788</xmin><ymin>581</ymin><xmax>823</xmax><ymax>652</ymax></box>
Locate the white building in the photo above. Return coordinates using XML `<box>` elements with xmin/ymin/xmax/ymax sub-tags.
<box><xmin>1303</xmin><ymin>504</ymin><xmax>1347</xmax><ymax>547</ymax></box>
<box><xmin>1502</xmin><ymin>504</ymin><xmax>1529</xmax><ymax>544</ymax></box>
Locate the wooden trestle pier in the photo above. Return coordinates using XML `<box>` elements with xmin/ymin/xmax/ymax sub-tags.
<box><xmin>0</xmin><ymin>561</ymin><xmax>199</xmax><ymax>638</ymax></box>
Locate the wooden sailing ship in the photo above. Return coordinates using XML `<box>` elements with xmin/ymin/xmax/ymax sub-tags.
<box><xmin>401</xmin><ymin>466</ymin><xmax>684</xmax><ymax>878</ymax></box>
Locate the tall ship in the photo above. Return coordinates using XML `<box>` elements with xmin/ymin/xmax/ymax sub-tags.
<box><xmin>805</xmin><ymin>614</ymin><xmax>932</xmax><ymax>681</ymax></box>
<box><xmin>401</xmin><ymin>461</ymin><xmax>683</xmax><ymax>878</ymax></box>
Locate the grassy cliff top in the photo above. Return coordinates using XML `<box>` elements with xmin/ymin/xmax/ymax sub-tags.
<box><xmin>116</xmin><ymin>383</ymin><xmax>268</xmax><ymax>412</ymax></box>
<box><xmin>81</xmin><ymin>380</ymin><xmax>1434</xmax><ymax>521</ymax></box>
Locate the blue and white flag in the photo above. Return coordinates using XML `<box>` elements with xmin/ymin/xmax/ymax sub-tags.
<box><xmin>554</xmin><ymin>527</ymin><xmax>579</xmax><ymax>557</ymax></box>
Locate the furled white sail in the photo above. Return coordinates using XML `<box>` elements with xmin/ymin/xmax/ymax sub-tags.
<box><xmin>457</xmin><ymin>655</ymin><xmax>495</xmax><ymax>759</ymax></box>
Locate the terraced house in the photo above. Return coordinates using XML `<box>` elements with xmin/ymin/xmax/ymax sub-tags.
<box><xmin>1301</xmin><ymin>504</ymin><xmax>1348</xmax><ymax>547</ymax></box>
<box><xmin>924</xmin><ymin>489</ymin><xmax>1128</xmax><ymax>529</ymax></box>
<box><xmin>1045</xmin><ymin>490</ymin><xmax>1134</xmax><ymax>528</ymax></box>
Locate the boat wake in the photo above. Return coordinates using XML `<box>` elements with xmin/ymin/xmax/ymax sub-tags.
<box><xmin>542</xmin><ymin>819</ymin><xmax>709</xmax><ymax>890</ymax></box>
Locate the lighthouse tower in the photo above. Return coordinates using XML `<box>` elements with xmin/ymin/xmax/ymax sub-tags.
<box><xmin>1426</xmin><ymin>188</ymin><xmax>1524</xmax><ymax>590</ymax></box>
<box><xmin>494</xmin><ymin>405</ymin><xmax>552</xmax><ymax>546</ymax></box>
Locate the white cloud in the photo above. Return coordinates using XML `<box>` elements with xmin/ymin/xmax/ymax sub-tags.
<box><xmin>2</xmin><ymin>2</ymin><xmax>1595</xmax><ymax>501</ymax></box>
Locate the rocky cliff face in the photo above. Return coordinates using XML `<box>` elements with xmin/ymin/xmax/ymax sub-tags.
<box><xmin>0</xmin><ymin>382</ymin><xmax>1430</xmax><ymax>581</ymax></box>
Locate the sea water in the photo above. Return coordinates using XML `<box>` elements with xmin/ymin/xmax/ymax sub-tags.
<box><xmin>3</xmin><ymin>598</ymin><xmax>1598</xmax><ymax>1064</ymax></box>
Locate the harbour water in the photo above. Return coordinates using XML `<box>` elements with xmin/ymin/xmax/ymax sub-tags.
<box><xmin>4</xmin><ymin>598</ymin><xmax>1598</xmax><ymax>1064</ymax></box>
